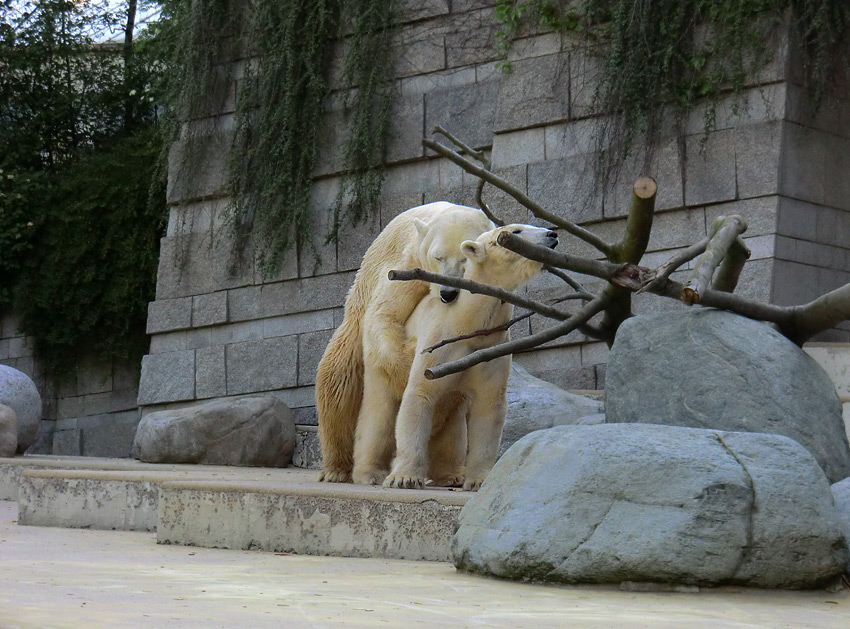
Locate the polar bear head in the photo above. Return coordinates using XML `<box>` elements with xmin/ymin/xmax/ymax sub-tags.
<box><xmin>414</xmin><ymin>207</ymin><xmax>495</xmax><ymax>304</ymax></box>
<box><xmin>460</xmin><ymin>224</ymin><xmax>558</xmax><ymax>291</ymax></box>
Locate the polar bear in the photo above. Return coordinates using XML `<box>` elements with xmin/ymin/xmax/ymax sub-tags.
<box><xmin>374</xmin><ymin>224</ymin><xmax>558</xmax><ymax>491</ymax></box>
<box><xmin>316</xmin><ymin>202</ymin><xmax>494</xmax><ymax>483</ymax></box>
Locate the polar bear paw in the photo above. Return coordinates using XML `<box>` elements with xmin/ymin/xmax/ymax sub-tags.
<box><xmin>462</xmin><ymin>477</ymin><xmax>485</xmax><ymax>492</ymax></box>
<box><xmin>318</xmin><ymin>468</ymin><xmax>352</xmax><ymax>483</ymax></box>
<box><xmin>383</xmin><ymin>473</ymin><xmax>426</xmax><ymax>489</ymax></box>
<box><xmin>352</xmin><ymin>468</ymin><xmax>388</xmax><ymax>485</ymax></box>
<box><xmin>431</xmin><ymin>472</ymin><xmax>464</xmax><ymax>488</ymax></box>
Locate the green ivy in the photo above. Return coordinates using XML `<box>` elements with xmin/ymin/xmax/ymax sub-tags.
<box><xmin>495</xmin><ymin>0</ymin><xmax>849</xmax><ymax>166</ymax></box>
<box><xmin>14</xmin><ymin>130</ymin><xmax>165</xmax><ymax>374</ymax></box>
<box><xmin>167</xmin><ymin>0</ymin><xmax>399</xmax><ymax>275</ymax></box>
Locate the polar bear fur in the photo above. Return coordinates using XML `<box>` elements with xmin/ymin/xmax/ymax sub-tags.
<box><xmin>368</xmin><ymin>224</ymin><xmax>558</xmax><ymax>491</ymax></box>
<box><xmin>316</xmin><ymin>202</ymin><xmax>494</xmax><ymax>483</ymax></box>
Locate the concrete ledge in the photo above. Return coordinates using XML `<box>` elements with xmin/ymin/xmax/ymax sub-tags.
<box><xmin>19</xmin><ymin>470</ymin><xmax>160</xmax><ymax>531</ymax></box>
<box><xmin>3</xmin><ymin>456</ymin><xmax>471</xmax><ymax>561</ymax></box>
<box><xmin>158</xmin><ymin>481</ymin><xmax>468</xmax><ymax>561</ymax></box>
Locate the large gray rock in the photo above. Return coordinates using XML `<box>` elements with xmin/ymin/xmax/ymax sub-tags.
<box><xmin>0</xmin><ymin>403</ymin><xmax>17</xmax><ymax>457</ymax></box>
<box><xmin>606</xmin><ymin>309</ymin><xmax>850</xmax><ymax>483</ymax></box>
<box><xmin>452</xmin><ymin>424</ymin><xmax>849</xmax><ymax>589</ymax></box>
<box><xmin>0</xmin><ymin>365</ymin><xmax>42</xmax><ymax>453</ymax></box>
<box><xmin>833</xmin><ymin>477</ymin><xmax>850</xmax><ymax>574</ymax></box>
<box><xmin>502</xmin><ymin>363</ymin><xmax>603</xmax><ymax>456</ymax></box>
<box><xmin>134</xmin><ymin>396</ymin><xmax>296</xmax><ymax>467</ymax></box>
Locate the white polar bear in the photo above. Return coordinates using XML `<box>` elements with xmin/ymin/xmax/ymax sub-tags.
<box><xmin>373</xmin><ymin>224</ymin><xmax>558</xmax><ymax>491</ymax></box>
<box><xmin>316</xmin><ymin>202</ymin><xmax>494</xmax><ymax>483</ymax></box>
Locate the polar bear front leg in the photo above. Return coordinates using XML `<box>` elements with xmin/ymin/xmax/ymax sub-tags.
<box><xmin>463</xmin><ymin>393</ymin><xmax>508</xmax><ymax>491</ymax></box>
<box><xmin>352</xmin><ymin>365</ymin><xmax>399</xmax><ymax>485</ymax></box>
<box><xmin>383</xmin><ymin>390</ymin><xmax>435</xmax><ymax>489</ymax></box>
<box><xmin>428</xmin><ymin>394</ymin><xmax>468</xmax><ymax>487</ymax></box>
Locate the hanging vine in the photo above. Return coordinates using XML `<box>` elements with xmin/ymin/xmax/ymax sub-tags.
<box><xmin>495</xmin><ymin>0</ymin><xmax>850</xmax><ymax>176</ymax></box>
<box><xmin>155</xmin><ymin>0</ymin><xmax>400</xmax><ymax>275</ymax></box>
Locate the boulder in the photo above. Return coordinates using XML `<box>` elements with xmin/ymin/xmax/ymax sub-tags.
<box><xmin>833</xmin><ymin>477</ymin><xmax>850</xmax><ymax>574</ymax></box>
<box><xmin>0</xmin><ymin>365</ymin><xmax>42</xmax><ymax>453</ymax></box>
<box><xmin>605</xmin><ymin>309</ymin><xmax>850</xmax><ymax>483</ymax></box>
<box><xmin>134</xmin><ymin>396</ymin><xmax>296</xmax><ymax>467</ymax></box>
<box><xmin>0</xmin><ymin>403</ymin><xmax>17</xmax><ymax>457</ymax></box>
<box><xmin>502</xmin><ymin>363</ymin><xmax>602</xmax><ymax>456</ymax></box>
<box><xmin>452</xmin><ymin>423</ymin><xmax>848</xmax><ymax>589</ymax></box>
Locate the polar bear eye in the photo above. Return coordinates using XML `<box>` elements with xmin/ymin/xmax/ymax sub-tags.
<box><xmin>433</xmin><ymin>256</ymin><xmax>444</xmax><ymax>262</ymax></box>
<box><xmin>511</xmin><ymin>228</ymin><xmax>522</xmax><ymax>234</ymax></box>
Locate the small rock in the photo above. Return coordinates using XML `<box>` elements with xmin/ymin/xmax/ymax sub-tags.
<box><xmin>605</xmin><ymin>309</ymin><xmax>850</xmax><ymax>483</ymax></box>
<box><xmin>0</xmin><ymin>365</ymin><xmax>42</xmax><ymax>453</ymax></box>
<box><xmin>134</xmin><ymin>396</ymin><xmax>296</xmax><ymax>467</ymax></box>
<box><xmin>0</xmin><ymin>403</ymin><xmax>17</xmax><ymax>457</ymax></box>
<box><xmin>502</xmin><ymin>363</ymin><xmax>603</xmax><ymax>456</ymax></box>
<box><xmin>452</xmin><ymin>423</ymin><xmax>848</xmax><ymax>589</ymax></box>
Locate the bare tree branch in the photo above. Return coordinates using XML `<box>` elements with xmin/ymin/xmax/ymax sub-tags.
<box><xmin>611</xmin><ymin>177</ymin><xmax>657</xmax><ymax>264</ymax></box>
<box><xmin>496</xmin><ymin>231</ymin><xmax>625</xmax><ymax>279</ymax></box>
<box><xmin>601</xmin><ymin>177</ymin><xmax>658</xmax><ymax>340</ymax></box>
<box><xmin>432</xmin><ymin>126</ymin><xmax>505</xmax><ymax>226</ymax></box>
<box><xmin>387</xmin><ymin>268</ymin><xmax>584</xmax><ymax>321</ymax></box>
<box><xmin>682</xmin><ymin>215</ymin><xmax>748</xmax><ymax>304</ymax></box>
<box><xmin>637</xmin><ymin>236</ymin><xmax>710</xmax><ymax>294</ymax></box>
<box><xmin>543</xmin><ymin>265</ymin><xmax>594</xmax><ymax>297</ymax></box>
<box><xmin>432</xmin><ymin>125</ymin><xmax>488</xmax><ymax>165</ymax></box>
<box><xmin>475</xmin><ymin>178</ymin><xmax>504</xmax><ymax>227</ymax></box>
<box><xmin>423</xmin><ymin>137</ymin><xmax>614</xmax><ymax>256</ymax></box>
<box><xmin>790</xmin><ymin>283</ymin><xmax>850</xmax><ymax>344</ymax></box>
<box><xmin>422</xmin><ymin>311</ymin><xmax>531</xmax><ymax>354</ymax></box>
<box><xmin>424</xmin><ymin>294</ymin><xmax>611</xmax><ymax>380</ymax></box>
<box><xmin>712</xmin><ymin>236</ymin><xmax>751</xmax><ymax>294</ymax></box>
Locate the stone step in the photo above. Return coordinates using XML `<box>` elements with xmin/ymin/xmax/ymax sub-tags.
<box><xmin>1</xmin><ymin>456</ymin><xmax>470</xmax><ymax>561</ymax></box>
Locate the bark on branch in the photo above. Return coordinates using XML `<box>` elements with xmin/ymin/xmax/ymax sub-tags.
<box><xmin>423</xmin><ymin>137</ymin><xmax>613</xmax><ymax>256</ymax></box>
<box><xmin>682</xmin><ymin>215</ymin><xmax>748</xmax><ymax>305</ymax></box>
<box><xmin>432</xmin><ymin>126</ymin><xmax>504</xmax><ymax>227</ymax></box>
<box><xmin>387</xmin><ymin>268</ymin><xmax>583</xmax><ymax>321</ymax></box>
<box><xmin>424</xmin><ymin>294</ymin><xmax>611</xmax><ymax>380</ymax></box>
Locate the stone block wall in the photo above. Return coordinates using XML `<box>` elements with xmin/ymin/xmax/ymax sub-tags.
<box><xmin>136</xmin><ymin>3</ymin><xmax>849</xmax><ymax>440</ymax></box>
<box><xmin>0</xmin><ymin>311</ymin><xmax>141</xmax><ymax>456</ymax></box>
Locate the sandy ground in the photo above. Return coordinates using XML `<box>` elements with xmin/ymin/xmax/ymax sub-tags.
<box><xmin>1</xmin><ymin>500</ymin><xmax>848</xmax><ymax>628</ymax></box>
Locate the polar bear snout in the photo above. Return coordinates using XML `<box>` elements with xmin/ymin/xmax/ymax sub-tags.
<box><xmin>544</xmin><ymin>230</ymin><xmax>558</xmax><ymax>249</ymax></box>
<box><xmin>440</xmin><ymin>288</ymin><xmax>460</xmax><ymax>303</ymax></box>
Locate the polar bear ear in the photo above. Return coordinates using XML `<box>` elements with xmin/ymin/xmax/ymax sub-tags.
<box><xmin>413</xmin><ymin>218</ymin><xmax>430</xmax><ymax>242</ymax></box>
<box><xmin>461</xmin><ymin>240</ymin><xmax>485</xmax><ymax>261</ymax></box>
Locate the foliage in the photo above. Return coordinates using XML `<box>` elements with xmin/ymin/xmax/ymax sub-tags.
<box><xmin>15</xmin><ymin>130</ymin><xmax>165</xmax><ymax>372</ymax></box>
<box><xmin>495</xmin><ymin>0</ymin><xmax>850</xmax><ymax>168</ymax></box>
<box><xmin>0</xmin><ymin>1</ymin><xmax>167</xmax><ymax>373</ymax></box>
<box><xmin>228</xmin><ymin>0</ymin><xmax>342</xmax><ymax>272</ymax></box>
<box><xmin>166</xmin><ymin>0</ymin><xmax>399</xmax><ymax>275</ymax></box>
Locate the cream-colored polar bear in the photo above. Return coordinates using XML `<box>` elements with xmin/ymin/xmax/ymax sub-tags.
<box><xmin>374</xmin><ymin>224</ymin><xmax>558</xmax><ymax>491</ymax></box>
<box><xmin>316</xmin><ymin>202</ymin><xmax>494</xmax><ymax>483</ymax></box>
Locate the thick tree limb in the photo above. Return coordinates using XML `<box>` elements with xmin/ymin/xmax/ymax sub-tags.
<box><xmin>610</xmin><ymin>177</ymin><xmax>657</xmax><ymax>264</ymax></box>
<box><xmin>423</xmin><ymin>138</ymin><xmax>613</xmax><ymax>256</ymax></box>
<box><xmin>712</xmin><ymin>236</ymin><xmax>751</xmax><ymax>294</ymax></box>
<box><xmin>387</xmin><ymin>268</ymin><xmax>583</xmax><ymax>321</ymax></box>
<box><xmin>424</xmin><ymin>295</ymin><xmax>611</xmax><ymax>380</ymax></box>
<box><xmin>601</xmin><ymin>177</ymin><xmax>658</xmax><ymax>341</ymax></box>
<box><xmin>682</xmin><ymin>215</ymin><xmax>748</xmax><ymax>305</ymax></box>
<box><xmin>497</xmin><ymin>231</ymin><xmax>625</xmax><ymax>279</ymax></box>
<box><xmin>790</xmin><ymin>283</ymin><xmax>850</xmax><ymax>344</ymax></box>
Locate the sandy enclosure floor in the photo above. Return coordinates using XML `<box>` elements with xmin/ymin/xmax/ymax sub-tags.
<box><xmin>0</xmin><ymin>501</ymin><xmax>847</xmax><ymax>628</ymax></box>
